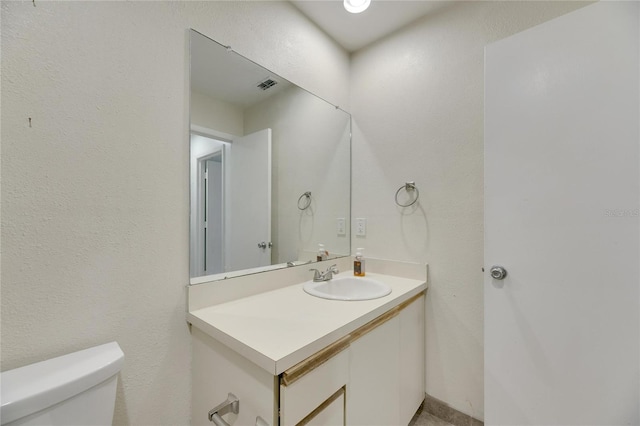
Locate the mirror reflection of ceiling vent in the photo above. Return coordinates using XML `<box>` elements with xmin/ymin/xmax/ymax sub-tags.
<box><xmin>257</xmin><ymin>78</ymin><xmax>278</xmax><ymax>91</ymax></box>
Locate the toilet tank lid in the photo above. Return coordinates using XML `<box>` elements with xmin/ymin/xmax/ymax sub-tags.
<box><xmin>0</xmin><ymin>341</ymin><xmax>124</xmax><ymax>425</ymax></box>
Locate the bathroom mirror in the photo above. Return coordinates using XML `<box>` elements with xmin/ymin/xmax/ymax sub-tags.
<box><xmin>189</xmin><ymin>29</ymin><xmax>351</xmax><ymax>283</ymax></box>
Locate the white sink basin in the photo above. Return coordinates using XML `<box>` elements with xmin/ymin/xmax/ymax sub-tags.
<box><xmin>303</xmin><ymin>276</ymin><xmax>392</xmax><ymax>301</ymax></box>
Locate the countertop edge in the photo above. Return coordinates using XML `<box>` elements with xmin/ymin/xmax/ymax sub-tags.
<box><xmin>187</xmin><ymin>313</ymin><xmax>278</xmax><ymax>375</ymax></box>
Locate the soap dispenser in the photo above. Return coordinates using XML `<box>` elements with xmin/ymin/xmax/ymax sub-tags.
<box><xmin>317</xmin><ymin>244</ymin><xmax>328</xmax><ymax>262</ymax></box>
<box><xmin>354</xmin><ymin>248</ymin><xmax>365</xmax><ymax>277</ymax></box>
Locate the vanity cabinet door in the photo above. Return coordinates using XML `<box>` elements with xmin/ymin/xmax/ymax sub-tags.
<box><xmin>348</xmin><ymin>315</ymin><xmax>401</xmax><ymax>425</ymax></box>
<box><xmin>348</xmin><ymin>294</ymin><xmax>425</xmax><ymax>426</ymax></box>
<box><xmin>280</xmin><ymin>348</ymin><xmax>349</xmax><ymax>426</ymax></box>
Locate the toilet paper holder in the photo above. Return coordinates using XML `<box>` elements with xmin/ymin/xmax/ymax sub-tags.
<box><xmin>208</xmin><ymin>393</ymin><xmax>239</xmax><ymax>426</ymax></box>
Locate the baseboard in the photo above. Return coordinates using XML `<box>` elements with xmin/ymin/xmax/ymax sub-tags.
<box><xmin>424</xmin><ymin>394</ymin><xmax>484</xmax><ymax>426</ymax></box>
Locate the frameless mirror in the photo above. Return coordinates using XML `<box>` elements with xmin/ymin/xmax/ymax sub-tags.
<box><xmin>189</xmin><ymin>29</ymin><xmax>351</xmax><ymax>283</ymax></box>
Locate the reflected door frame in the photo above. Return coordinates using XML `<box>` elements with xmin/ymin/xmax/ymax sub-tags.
<box><xmin>191</xmin><ymin>125</ymin><xmax>235</xmax><ymax>277</ymax></box>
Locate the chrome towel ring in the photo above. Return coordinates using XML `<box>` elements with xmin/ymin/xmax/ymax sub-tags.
<box><xmin>297</xmin><ymin>191</ymin><xmax>312</xmax><ymax>210</ymax></box>
<box><xmin>395</xmin><ymin>182</ymin><xmax>419</xmax><ymax>207</ymax></box>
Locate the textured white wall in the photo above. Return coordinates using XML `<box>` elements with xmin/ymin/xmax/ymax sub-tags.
<box><xmin>350</xmin><ymin>1</ymin><xmax>590</xmax><ymax>420</ymax></box>
<box><xmin>0</xmin><ymin>2</ymin><xmax>349</xmax><ymax>425</ymax></box>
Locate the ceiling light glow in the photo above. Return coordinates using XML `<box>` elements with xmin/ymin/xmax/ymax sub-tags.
<box><xmin>344</xmin><ymin>0</ymin><xmax>371</xmax><ymax>14</ymax></box>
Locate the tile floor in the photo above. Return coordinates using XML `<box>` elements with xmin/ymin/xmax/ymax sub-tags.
<box><xmin>409</xmin><ymin>405</ymin><xmax>455</xmax><ymax>426</ymax></box>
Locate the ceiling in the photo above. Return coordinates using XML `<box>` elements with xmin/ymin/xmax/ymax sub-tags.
<box><xmin>290</xmin><ymin>1</ymin><xmax>451</xmax><ymax>52</ymax></box>
<box><xmin>190</xmin><ymin>1</ymin><xmax>454</xmax><ymax>107</ymax></box>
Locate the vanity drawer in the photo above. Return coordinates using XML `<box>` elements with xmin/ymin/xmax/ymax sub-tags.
<box><xmin>280</xmin><ymin>345</ymin><xmax>349</xmax><ymax>426</ymax></box>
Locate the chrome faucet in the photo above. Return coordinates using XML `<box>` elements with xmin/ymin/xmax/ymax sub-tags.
<box><xmin>309</xmin><ymin>264</ymin><xmax>339</xmax><ymax>282</ymax></box>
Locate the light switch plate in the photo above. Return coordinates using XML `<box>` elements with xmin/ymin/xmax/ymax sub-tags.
<box><xmin>337</xmin><ymin>218</ymin><xmax>346</xmax><ymax>235</ymax></box>
<box><xmin>355</xmin><ymin>218</ymin><xmax>366</xmax><ymax>236</ymax></box>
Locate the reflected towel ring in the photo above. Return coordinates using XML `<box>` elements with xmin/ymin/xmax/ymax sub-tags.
<box><xmin>297</xmin><ymin>191</ymin><xmax>312</xmax><ymax>210</ymax></box>
<box><xmin>395</xmin><ymin>182</ymin><xmax>419</xmax><ymax>207</ymax></box>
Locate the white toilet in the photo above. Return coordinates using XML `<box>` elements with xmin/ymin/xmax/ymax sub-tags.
<box><xmin>0</xmin><ymin>342</ymin><xmax>124</xmax><ymax>426</ymax></box>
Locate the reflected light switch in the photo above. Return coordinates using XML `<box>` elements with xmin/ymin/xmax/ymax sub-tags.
<box><xmin>337</xmin><ymin>218</ymin><xmax>346</xmax><ymax>236</ymax></box>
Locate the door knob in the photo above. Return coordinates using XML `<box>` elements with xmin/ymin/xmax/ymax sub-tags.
<box><xmin>490</xmin><ymin>266</ymin><xmax>507</xmax><ymax>280</ymax></box>
<box><xmin>258</xmin><ymin>242</ymin><xmax>267</xmax><ymax>249</ymax></box>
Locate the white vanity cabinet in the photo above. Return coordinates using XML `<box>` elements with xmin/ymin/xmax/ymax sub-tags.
<box><xmin>191</xmin><ymin>292</ymin><xmax>425</xmax><ymax>426</ymax></box>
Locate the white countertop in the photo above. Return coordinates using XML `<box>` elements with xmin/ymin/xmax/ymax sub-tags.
<box><xmin>187</xmin><ymin>271</ymin><xmax>427</xmax><ymax>375</ymax></box>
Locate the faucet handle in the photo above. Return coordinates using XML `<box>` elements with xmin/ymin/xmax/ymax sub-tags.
<box><xmin>322</xmin><ymin>264</ymin><xmax>339</xmax><ymax>280</ymax></box>
<box><xmin>309</xmin><ymin>268</ymin><xmax>322</xmax><ymax>280</ymax></box>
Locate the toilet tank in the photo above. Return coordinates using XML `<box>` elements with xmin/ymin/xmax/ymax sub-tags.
<box><xmin>0</xmin><ymin>342</ymin><xmax>124</xmax><ymax>426</ymax></box>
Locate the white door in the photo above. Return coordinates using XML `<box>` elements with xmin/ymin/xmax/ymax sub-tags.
<box><xmin>228</xmin><ymin>128</ymin><xmax>272</xmax><ymax>271</ymax></box>
<box><xmin>485</xmin><ymin>2</ymin><xmax>639</xmax><ymax>425</ymax></box>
